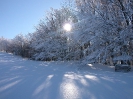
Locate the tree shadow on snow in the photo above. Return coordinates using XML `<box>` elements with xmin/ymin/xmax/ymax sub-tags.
<box><xmin>0</xmin><ymin>52</ymin><xmax>133</xmax><ymax>99</ymax></box>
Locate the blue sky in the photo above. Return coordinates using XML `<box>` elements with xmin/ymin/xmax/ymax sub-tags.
<box><xmin>0</xmin><ymin>0</ymin><xmax>63</xmax><ymax>39</ymax></box>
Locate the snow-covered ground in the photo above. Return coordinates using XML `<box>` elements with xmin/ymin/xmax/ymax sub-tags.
<box><xmin>0</xmin><ymin>52</ymin><xmax>133</xmax><ymax>99</ymax></box>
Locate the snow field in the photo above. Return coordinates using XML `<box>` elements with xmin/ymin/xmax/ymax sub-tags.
<box><xmin>0</xmin><ymin>52</ymin><xmax>133</xmax><ymax>99</ymax></box>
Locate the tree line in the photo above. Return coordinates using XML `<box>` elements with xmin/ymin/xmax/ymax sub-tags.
<box><xmin>0</xmin><ymin>0</ymin><xmax>133</xmax><ymax>65</ymax></box>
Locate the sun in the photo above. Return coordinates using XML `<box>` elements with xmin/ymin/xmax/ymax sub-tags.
<box><xmin>63</xmin><ymin>23</ymin><xmax>72</xmax><ymax>31</ymax></box>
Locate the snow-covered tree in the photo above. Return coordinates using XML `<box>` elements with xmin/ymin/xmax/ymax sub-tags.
<box><xmin>9</xmin><ymin>34</ymin><xmax>31</xmax><ymax>57</ymax></box>
<box><xmin>2</xmin><ymin>0</ymin><xmax>133</xmax><ymax>65</ymax></box>
<box><xmin>73</xmin><ymin>0</ymin><xmax>133</xmax><ymax>65</ymax></box>
<box><xmin>30</xmin><ymin>6</ymin><xmax>78</xmax><ymax>61</ymax></box>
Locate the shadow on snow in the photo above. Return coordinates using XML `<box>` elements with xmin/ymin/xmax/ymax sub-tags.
<box><xmin>0</xmin><ymin>52</ymin><xmax>133</xmax><ymax>99</ymax></box>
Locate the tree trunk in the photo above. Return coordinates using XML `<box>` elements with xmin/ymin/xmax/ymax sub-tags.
<box><xmin>117</xmin><ymin>0</ymin><xmax>129</xmax><ymax>26</ymax></box>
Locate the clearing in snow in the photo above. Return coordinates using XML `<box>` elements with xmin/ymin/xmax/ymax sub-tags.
<box><xmin>0</xmin><ymin>52</ymin><xmax>133</xmax><ymax>99</ymax></box>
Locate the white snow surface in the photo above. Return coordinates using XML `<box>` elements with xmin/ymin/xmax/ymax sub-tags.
<box><xmin>0</xmin><ymin>52</ymin><xmax>133</xmax><ymax>99</ymax></box>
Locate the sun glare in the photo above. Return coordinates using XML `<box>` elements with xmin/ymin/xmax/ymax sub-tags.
<box><xmin>63</xmin><ymin>23</ymin><xmax>72</xmax><ymax>31</ymax></box>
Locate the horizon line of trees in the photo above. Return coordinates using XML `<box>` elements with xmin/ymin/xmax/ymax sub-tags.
<box><xmin>0</xmin><ymin>0</ymin><xmax>133</xmax><ymax>65</ymax></box>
